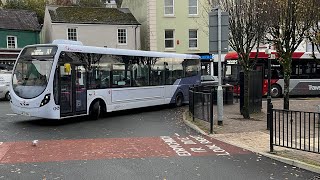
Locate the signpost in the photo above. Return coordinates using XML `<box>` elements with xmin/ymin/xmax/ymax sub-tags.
<box><xmin>209</xmin><ymin>6</ymin><xmax>229</xmax><ymax>125</ymax></box>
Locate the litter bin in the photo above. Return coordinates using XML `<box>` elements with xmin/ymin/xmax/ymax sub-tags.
<box><xmin>223</xmin><ymin>84</ymin><xmax>234</xmax><ymax>105</ymax></box>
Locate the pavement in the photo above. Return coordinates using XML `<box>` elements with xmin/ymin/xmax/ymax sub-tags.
<box><xmin>183</xmin><ymin>98</ymin><xmax>320</xmax><ymax>175</ymax></box>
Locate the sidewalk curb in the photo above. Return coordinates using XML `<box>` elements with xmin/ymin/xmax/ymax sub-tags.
<box><xmin>182</xmin><ymin>113</ymin><xmax>208</xmax><ymax>135</ymax></box>
<box><xmin>182</xmin><ymin>112</ymin><xmax>320</xmax><ymax>174</ymax></box>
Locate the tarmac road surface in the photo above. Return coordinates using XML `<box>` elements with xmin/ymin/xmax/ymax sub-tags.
<box><xmin>0</xmin><ymin>101</ymin><xmax>319</xmax><ymax>180</ymax></box>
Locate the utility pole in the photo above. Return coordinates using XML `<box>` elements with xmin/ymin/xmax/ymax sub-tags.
<box><xmin>209</xmin><ymin>5</ymin><xmax>229</xmax><ymax>126</ymax></box>
<box><xmin>217</xmin><ymin>6</ymin><xmax>223</xmax><ymax>125</ymax></box>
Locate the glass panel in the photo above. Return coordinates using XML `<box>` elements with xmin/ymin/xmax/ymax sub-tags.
<box><xmin>189</xmin><ymin>0</ymin><xmax>197</xmax><ymax>6</ymax></box>
<box><xmin>189</xmin><ymin>40</ymin><xmax>197</xmax><ymax>48</ymax></box>
<box><xmin>12</xmin><ymin>58</ymin><xmax>53</xmax><ymax>99</ymax></box>
<box><xmin>165</xmin><ymin>0</ymin><xmax>173</xmax><ymax>6</ymax></box>
<box><xmin>189</xmin><ymin>7</ymin><xmax>197</xmax><ymax>14</ymax></box>
<box><xmin>189</xmin><ymin>30</ymin><xmax>197</xmax><ymax>38</ymax></box>
<box><xmin>75</xmin><ymin>65</ymin><xmax>86</xmax><ymax>112</ymax></box>
<box><xmin>132</xmin><ymin>57</ymin><xmax>149</xmax><ymax>86</ymax></box>
<box><xmin>165</xmin><ymin>40</ymin><xmax>174</xmax><ymax>48</ymax></box>
<box><xmin>112</xmin><ymin>63</ymin><xmax>131</xmax><ymax>87</ymax></box>
<box><xmin>183</xmin><ymin>59</ymin><xmax>200</xmax><ymax>77</ymax></box>
<box><xmin>60</xmin><ymin>65</ymin><xmax>72</xmax><ymax>114</ymax></box>
<box><xmin>165</xmin><ymin>7</ymin><xmax>173</xmax><ymax>14</ymax></box>
<box><xmin>150</xmin><ymin>58</ymin><xmax>165</xmax><ymax>86</ymax></box>
<box><xmin>165</xmin><ymin>30</ymin><xmax>173</xmax><ymax>38</ymax></box>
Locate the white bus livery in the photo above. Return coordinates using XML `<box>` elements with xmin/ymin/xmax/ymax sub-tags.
<box><xmin>10</xmin><ymin>41</ymin><xmax>201</xmax><ymax>119</ymax></box>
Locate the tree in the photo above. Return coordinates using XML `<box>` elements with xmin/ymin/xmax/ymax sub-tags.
<box><xmin>3</xmin><ymin>0</ymin><xmax>46</xmax><ymax>24</ymax></box>
<box><xmin>262</xmin><ymin>0</ymin><xmax>315</xmax><ymax>110</ymax></box>
<box><xmin>307</xmin><ymin>1</ymin><xmax>320</xmax><ymax>58</ymax></box>
<box><xmin>218</xmin><ymin>0</ymin><xmax>267</xmax><ymax>118</ymax></box>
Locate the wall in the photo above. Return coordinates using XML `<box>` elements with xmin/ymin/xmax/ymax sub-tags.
<box><xmin>0</xmin><ymin>30</ymin><xmax>39</xmax><ymax>48</ymax></box>
<box><xmin>156</xmin><ymin>0</ymin><xmax>210</xmax><ymax>54</ymax></box>
<box><xmin>50</xmin><ymin>23</ymin><xmax>140</xmax><ymax>50</ymax></box>
<box><xmin>121</xmin><ymin>0</ymin><xmax>148</xmax><ymax>50</ymax></box>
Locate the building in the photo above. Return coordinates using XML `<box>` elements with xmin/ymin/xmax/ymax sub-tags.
<box><xmin>0</xmin><ymin>9</ymin><xmax>41</xmax><ymax>65</ymax></box>
<box><xmin>41</xmin><ymin>6</ymin><xmax>141</xmax><ymax>50</ymax></box>
<box><xmin>121</xmin><ymin>0</ymin><xmax>211</xmax><ymax>54</ymax></box>
<box><xmin>121</xmin><ymin>0</ymin><xmax>215</xmax><ymax>75</ymax></box>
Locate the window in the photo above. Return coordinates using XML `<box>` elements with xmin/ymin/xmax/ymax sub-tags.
<box><xmin>189</xmin><ymin>0</ymin><xmax>198</xmax><ymax>15</ymax></box>
<box><xmin>164</xmin><ymin>0</ymin><xmax>174</xmax><ymax>16</ymax></box>
<box><xmin>117</xmin><ymin>29</ymin><xmax>127</xmax><ymax>45</ymax></box>
<box><xmin>189</xmin><ymin>30</ymin><xmax>198</xmax><ymax>48</ymax></box>
<box><xmin>183</xmin><ymin>59</ymin><xmax>200</xmax><ymax>77</ymax></box>
<box><xmin>7</xmin><ymin>36</ymin><xmax>17</xmax><ymax>48</ymax></box>
<box><xmin>132</xmin><ymin>57</ymin><xmax>149</xmax><ymax>86</ymax></box>
<box><xmin>68</xmin><ymin>28</ymin><xmax>77</xmax><ymax>41</ymax></box>
<box><xmin>165</xmin><ymin>30</ymin><xmax>174</xmax><ymax>49</ymax></box>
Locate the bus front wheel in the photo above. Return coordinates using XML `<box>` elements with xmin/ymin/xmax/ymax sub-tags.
<box><xmin>5</xmin><ymin>92</ymin><xmax>10</xmax><ymax>101</ymax></box>
<box><xmin>270</xmin><ymin>84</ymin><xmax>282</xmax><ymax>98</ymax></box>
<box><xmin>89</xmin><ymin>101</ymin><xmax>101</xmax><ymax>120</ymax></box>
<box><xmin>175</xmin><ymin>93</ymin><xmax>184</xmax><ymax>107</ymax></box>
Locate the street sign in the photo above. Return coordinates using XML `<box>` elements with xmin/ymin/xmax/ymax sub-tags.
<box><xmin>200</xmin><ymin>54</ymin><xmax>214</xmax><ymax>60</ymax></box>
<box><xmin>209</xmin><ymin>10</ymin><xmax>229</xmax><ymax>54</ymax></box>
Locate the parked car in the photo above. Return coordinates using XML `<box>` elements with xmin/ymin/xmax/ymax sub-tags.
<box><xmin>200</xmin><ymin>75</ymin><xmax>218</xmax><ymax>85</ymax></box>
<box><xmin>0</xmin><ymin>72</ymin><xmax>11</xmax><ymax>101</ymax></box>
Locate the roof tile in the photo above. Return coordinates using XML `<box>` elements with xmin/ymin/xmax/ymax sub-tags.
<box><xmin>48</xmin><ymin>6</ymin><xmax>140</xmax><ymax>25</ymax></box>
<box><xmin>0</xmin><ymin>9</ymin><xmax>41</xmax><ymax>31</ymax></box>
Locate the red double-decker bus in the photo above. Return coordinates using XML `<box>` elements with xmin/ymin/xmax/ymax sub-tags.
<box><xmin>224</xmin><ymin>51</ymin><xmax>320</xmax><ymax>98</ymax></box>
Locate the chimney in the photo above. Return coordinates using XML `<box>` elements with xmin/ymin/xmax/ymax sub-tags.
<box><xmin>104</xmin><ymin>0</ymin><xmax>117</xmax><ymax>8</ymax></box>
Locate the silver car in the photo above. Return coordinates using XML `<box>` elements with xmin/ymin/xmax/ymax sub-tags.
<box><xmin>0</xmin><ymin>72</ymin><xmax>11</xmax><ymax>100</ymax></box>
<box><xmin>200</xmin><ymin>75</ymin><xmax>218</xmax><ymax>85</ymax></box>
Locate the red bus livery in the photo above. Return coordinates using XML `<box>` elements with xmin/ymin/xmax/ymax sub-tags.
<box><xmin>224</xmin><ymin>51</ymin><xmax>320</xmax><ymax>98</ymax></box>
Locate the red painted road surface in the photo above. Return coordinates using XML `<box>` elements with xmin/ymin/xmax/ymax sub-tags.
<box><xmin>0</xmin><ymin>135</ymin><xmax>250</xmax><ymax>164</ymax></box>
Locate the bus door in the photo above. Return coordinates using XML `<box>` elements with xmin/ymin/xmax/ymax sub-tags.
<box><xmin>59</xmin><ymin>63</ymin><xmax>87</xmax><ymax>117</ymax></box>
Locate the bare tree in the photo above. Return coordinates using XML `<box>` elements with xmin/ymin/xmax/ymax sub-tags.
<box><xmin>307</xmin><ymin>1</ymin><xmax>320</xmax><ymax>59</ymax></box>
<box><xmin>218</xmin><ymin>0</ymin><xmax>267</xmax><ymax>119</ymax></box>
<box><xmin>262</xmin><ymin>0</ymin><xmax>315</xmax><ymax>110</ymax></box>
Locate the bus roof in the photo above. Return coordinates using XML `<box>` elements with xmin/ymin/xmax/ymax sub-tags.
<box><xmin>224</xmin><ymin>51</ymin><xmax>320</xmax><ymax>60</ymax></box>
<box><xmin>23</xmin><ymin>43</ymin><xmax>200</xmax><ymax>60</ymax></box>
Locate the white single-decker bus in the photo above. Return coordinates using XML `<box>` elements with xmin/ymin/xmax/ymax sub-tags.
<box><xmin>10</xmin><ymin>41</ymin><xmax>201</xmax><ymax>119</ymax></box>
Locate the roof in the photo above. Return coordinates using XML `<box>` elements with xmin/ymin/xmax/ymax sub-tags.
<box><xmin>23</xmin><ymin>43</ymin><xmax>200</xmax><ymax>59</ymax></box>
<box><xmin>224</xmin><ymin>51</ymin><xmax>320</xmax><ymax>60</ymax></box>
<box><xmin>0</xmin><ymin>9</ymin><xmax>41</xmax><ymax>31</ymax></box>
<box><xmin>48</xmin><ymin>6</ymin><xmax>140</xmax><ymax>25</ymax></box>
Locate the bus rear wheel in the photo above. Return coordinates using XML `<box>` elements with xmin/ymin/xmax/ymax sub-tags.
<box><xmin>271</xmin><ymin>84</ymin><xmax>282</xmax><ymax>98</ymax></box>
<box><xmin>89</xmin><ymin>101</ymin><xmax>101</xmax><ymax>120</ymax></box>
<box><xmin>175</xmin><ymin>93</ymin><xmax>183</xmax><ymax>107</ymax></box>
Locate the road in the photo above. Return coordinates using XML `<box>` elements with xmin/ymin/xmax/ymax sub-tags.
<box><xmin>0</xmin><ymin>101</ymin><xmax>318</xmax><ymax>180</ymax></box>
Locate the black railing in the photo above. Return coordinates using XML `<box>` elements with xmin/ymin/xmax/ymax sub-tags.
<box><xmin>189</xmin><ymin>86</ymin><xmax>214</xmax><ymax>134</ymax></box>
<box><xmin>271</xmin><ymin>109</ymin><xmax>320</xmax><ymax>154</ymax></box>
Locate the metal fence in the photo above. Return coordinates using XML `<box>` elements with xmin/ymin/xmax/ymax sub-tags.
<box><xmin>271</xmin><ymin>109</ymin><xmax>320</xmax><ymax>154</ymax></box>
<box><xmin>189</xmin><ymin>86</ymin><xmax>214</xmax><ymax>133</ymax></box>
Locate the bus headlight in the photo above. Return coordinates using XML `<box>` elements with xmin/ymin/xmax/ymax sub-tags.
<box><xmin>40</xmin><ymin>94</ymin><xmax>51</xmax><ymax>107</ymax></box>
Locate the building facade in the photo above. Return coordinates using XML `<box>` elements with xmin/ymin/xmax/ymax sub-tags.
<box><xmin>0</xmin><ymin>9</ymin><xmax>41</xmax><ymax>65</ymax></box>
<box><xmin>121</xmin><ymin>0</ymin><xmax>211</xmax><ymax>54</ymax></box>
<box><xmin>42</xmin><ymin>6</ymin><xmax>141</xmax><ymax>50</ymax></box>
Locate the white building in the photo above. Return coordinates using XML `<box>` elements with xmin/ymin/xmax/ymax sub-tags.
<box><xmin>41</xmin><ymin>6</ymin><xmax>141</xmax><ymax>49</ymax></box>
